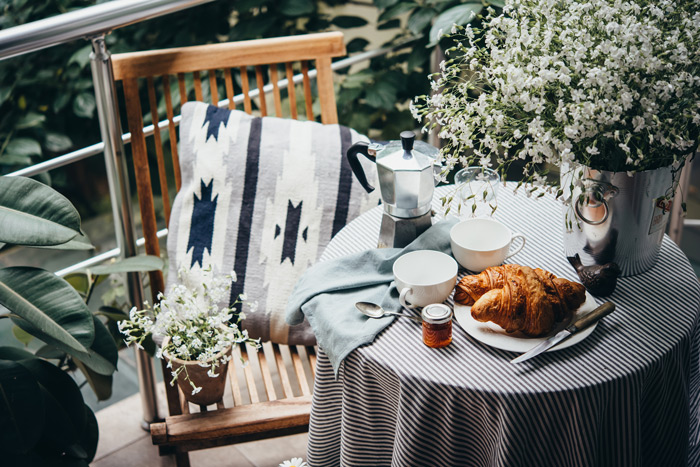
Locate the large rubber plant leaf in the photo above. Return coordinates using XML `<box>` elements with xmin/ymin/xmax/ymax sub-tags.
<box><xmin>0</xmin><ymin>359</ymin><xmax>44</xmax><ymax>453</ymax></box>
<box><xmin>88</xmin><ymin>254</ymin><xmax>164</xmax><ymax>275</ymax></box>
<box><xmin>74</xmin><ymin>360</ymin><xmax>112</xmax><ymax>401</ymax></box>
<box><xmin>0</xmin><ymin>176</ymin><xmax>81</xmax><ymax>247</ymax></box>
<box><xmin>71</xmin><ymin>316</ymin><xmax>118</xmax><ymax>378</ymax></box>
<box><xmin>1</xmin><ymin>267</ymin><xmax>94</xmax><ymax>355</ymax></box>
<box><xmin>30</xmin><ymin>230</ymin><xmax>93</xmax><ymax>251</ymax></box>
<box><xmin>16</xmin><ymin>358</ymin><xmax>86</xmax><ymax>455</ymax></box>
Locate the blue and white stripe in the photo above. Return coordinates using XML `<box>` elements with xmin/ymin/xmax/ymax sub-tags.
<box><xmin>307</xmin><ymin>184</ymin><xmax>700</xmax><ymax>467</ymax></box>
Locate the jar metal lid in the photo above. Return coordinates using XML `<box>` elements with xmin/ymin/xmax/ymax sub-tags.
<box><xmin>421</xmin><ymin>304</ymin><xmax>453</xmax><ymax>324</ymax></box>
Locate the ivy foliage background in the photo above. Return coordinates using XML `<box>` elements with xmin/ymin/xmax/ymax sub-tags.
<box><xmin>0</xmin><ymin>0</ymin><xmax>494</xmax><ymax>215</ymax></box>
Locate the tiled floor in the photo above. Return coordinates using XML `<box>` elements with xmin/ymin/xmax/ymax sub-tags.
<box><xmin>92</xmin><ymin>384</ymin><xmax>309</xmax><ymax>466</ymax></box>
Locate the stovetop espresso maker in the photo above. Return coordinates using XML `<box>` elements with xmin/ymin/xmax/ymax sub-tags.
<box><xmin>347</xmin><ymin>131</ymin><xmax>440</xmax><ymax>248</ymax></box>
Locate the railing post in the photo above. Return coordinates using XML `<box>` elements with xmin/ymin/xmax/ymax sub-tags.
<box><xmin>89</xmin><ymin>34</ymin><xmax>160</xmax><ymax>429</ymax></box>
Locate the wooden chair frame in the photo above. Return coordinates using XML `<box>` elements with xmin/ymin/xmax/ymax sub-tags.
<box><xmin>112</xmin><ymin>32</ymin><xmax>345</xmax><ymax>466</ymax></box>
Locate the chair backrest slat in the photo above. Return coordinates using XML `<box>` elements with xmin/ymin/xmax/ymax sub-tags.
<box><xmin>121</xmin><ymin>77</ymin><xmax>165</xmax><ymax>300</ymax></box>
<box><xmin>161</xmin><ymin>74</ymin><xmax>182</xmax><ymax>191</ymax></box>
<box><xmin>193</xmin><ymin>71</ymin><xmax>203</xmax><ymax>101</ymax></box>
<box><xmin>300</xmin><ymin>60</ymin><xmax>314</xmax><ymax>121</ymax></box>
<box><xmin>177</xmin><ymin>72</ymin><xmax>187</xmax><ymax>104</ymax></box>
<box><xmin>254</xmin><ymin>65</ymin><xmax>267</xmax><ymax>117</ymax></box>
<box><xmin>269</xmin><ymin>64</ymin><xmax>283</xmax><ymax>117</ymax></box>
<box><xmin>224</xmin><ymin>68</ymin><xmax>235</xmax><ymax>110</ymax></box>
<box><xmin>208</xmin><ymin>69</ymin><xmax>218</xmax><ymax>104</ymax></box>
<box><xmin>239</xmin><ymin>66</ymin><xmax>253</xmax><ymax>114</ymax></box>
<box><xmin>285</xmin><ymin>62</ymin><xmax>298</xmax><ymax>120</ymax></box>
<box><xmin>146</xmin><ymin>76</ymin><xmax>171</xmax><ymax>226</ymax></box>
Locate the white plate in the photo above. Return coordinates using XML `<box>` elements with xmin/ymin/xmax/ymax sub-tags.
<box><xmin>453</xmin><ymin>291</ymin><xmax>598</xmax><ymax>353</ymax></box>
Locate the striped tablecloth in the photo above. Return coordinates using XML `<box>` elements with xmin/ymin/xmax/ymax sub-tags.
<box><xmin>307</xmin><ymin>184</ymin><xmax>700</xmax><ymax>467</ymax></box>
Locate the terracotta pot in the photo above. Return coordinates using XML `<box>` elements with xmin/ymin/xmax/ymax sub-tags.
<box><xmin>162</xmin><ymin>340</ymin><xmax>232</xmax><ymax>406</ymax></box>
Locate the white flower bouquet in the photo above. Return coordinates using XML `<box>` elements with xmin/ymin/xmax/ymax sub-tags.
<box><xmin>413</xmin><ymin>0</ymin><xmax>699</xmax><ymax>199</ymax></box>
<box><xmin>119</xmin><ymin>266</ymin><xmax>259</xmax><ymax>395</ymax></box>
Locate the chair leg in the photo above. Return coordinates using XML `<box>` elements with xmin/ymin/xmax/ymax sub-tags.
<box><xmin>175</xmin><ymin>451</ymin><xmax>191</xmax><ymax>467</ymax></box>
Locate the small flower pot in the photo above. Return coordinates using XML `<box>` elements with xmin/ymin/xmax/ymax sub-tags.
<box><xmin>162</xmin><ymin>341</ymin><xmax>232</xmax><ymax>406</ymax></box>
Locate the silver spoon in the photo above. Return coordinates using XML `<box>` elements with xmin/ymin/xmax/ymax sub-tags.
<box><xmin>355</xmin><ymin>302</ymin><xmax>422</xmax><ymax>323</ymax></box>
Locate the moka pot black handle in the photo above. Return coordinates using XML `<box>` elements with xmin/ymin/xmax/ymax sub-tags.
<box><xmin>346</xmin><ymin>141</ymin><xmax>376</xmax><ymax>193</ymax></box>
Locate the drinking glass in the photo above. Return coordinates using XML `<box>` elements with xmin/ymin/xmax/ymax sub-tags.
<box><xmin>454</xmin><ymin>166</ymin><xmax>500</xmax><ymax>218</ymax></box>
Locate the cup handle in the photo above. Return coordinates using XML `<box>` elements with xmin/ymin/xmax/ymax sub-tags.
<box><xmin>399</xmin><ymin>288</ymin><xmax>414</xmax><ymax>309</ymax></box>
<box><xmin>505</xmin><ymin>233</ymin><xmax>526</xmax><ymax>260</ymax></box>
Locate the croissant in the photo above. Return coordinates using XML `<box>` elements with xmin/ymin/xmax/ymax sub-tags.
<box><xmin>455</xmin><ymin>265</ymin><xmax>586</xmax><ymax>336</ymax></box>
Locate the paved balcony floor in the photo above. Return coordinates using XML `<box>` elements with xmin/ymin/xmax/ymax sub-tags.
<box><xmin>93</xmin><ymin>384</ymin><xmax>308</xmax><ymax>466</ymax></box>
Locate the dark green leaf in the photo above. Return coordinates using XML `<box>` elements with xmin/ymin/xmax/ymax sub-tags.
<box><xmin>0</xmin><ymin>176</ymin><xmax>81</xmax><ymax>246</ymax></box>
<box><xmin>279</xmin><ymin>0</ymin><xmax>314</xmax><ymax>16</ymax></box>
<box><xmin>71</xmin><ymin>316</ymin><xmax>118</xmax><ymax>376</ymax></box>
<box><xmin>88</xmin><ymin>255</ymin><xmax>164</xmax><ymax>275</ymax></box>
<box><xmin>378</xmin><ymin>19</ymin><xmax>401</xmax><ymax>30</ymax></box>
<box><xmin>79</xmin><ymin>405</ymin><xmax>99</xmax><ymax>463</ymax></box>
<box><xmin>375</xmin><ymin>0</ymin><xmax>400</xmax><ymax>8</ymax></box>
<box><xmin>15</xmin><ymin>112</ymin><xmax>45</xmax><ymax>130</ymax></box>
<box><xmin>30</xmin><ymin>230</ymin><xmax>93</xmax><ymax>251</ymax></box>
<box><xmin>1</xmin><ymin>267</ymin><xmax>94</xmax><ymax>354</ymax></box>
<box><xmin>72</xmin><ymin>93</ymin><xmax>95</xmax><ymax>119</ymax></box>
<box><xmin>364</xmin><ymin>81</ymin><xmax>398</xmax><ymax>110</ymax></box>
<box><xmin>488</xmin><ymin>0</ymin><xmax>506</xmax><ymax>7</ymax></box>
<box><xmin>408</xmin><ymin>8</ymin><xmax>435</xmax><ymax>36</ymax></box>
<box><xmin>429</xmin><ymin>3</ymin><xmax>483</xmax><ymax>46</ymax></box>
<box><xmin>0</xmin><ymin>85</ymin><xmax>12</xmax><ymax>107</ymax></box>
<box><xmin>17</xmin><ymin>358</ymin><xmax>86</xmax><ymax>454</ymax></box>
<box><xmin>0</xmin><ymin>154</ymin><xmax>32</xmax><ymax>166</ymax></box>
<box><xmin>379</xmin><ymin>2</ymin><xmax>417</xmax><ymax>22</ymax></box>
<box><xmin>5</xmin><ymin>138</ymin><xmax>41</xmax><ymax>157</ymax></box>
<box><xmin>346</xmin><ymin>38</ymin><xmax>369</xmax><ymax>54</ymax></box>
<box><xmin>44</xmin><ymin>132</ymin><xmax>73</xmax><ymax>153</ymax></box>
<box><xmin>64</xmin><ymin>273</ymin><xmax>90</xmax><ymax>296</ymax></box>
<box><xmin>12</xmin><ymin>325</ymin><xmax>33</xmax><ymax>346</ymax></box>
<box><xmin>0</xmin><ymin>359</ymin><xmax>44</xmax><ymax>453</ymax></box>
<box><xmin>67</xmin><ymin>44</ymin><xmax>92</xmax><ymax>69</ymax></box>
<box><xmin>331</xmin><ymin>16</ymin><xmax>368</xmax><ymax>28</ymax></box>
<box><xmin>34</xmin><ymin>345</ymin><xmax>66</xmax><ymax>360</ymax></box>
<box><xmin>74</xmin><ymin>359</ymin><xmax>112</xmax><ymax>401</ymax></box>
<box><xmin>96</xmin><ymin>306</ymin><xmax>128</xmax><ymax>322</ymax></box>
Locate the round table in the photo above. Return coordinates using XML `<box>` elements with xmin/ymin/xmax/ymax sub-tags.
<box><xmin>306</xmin><ymin>185</ymin><xmax>700</xmax><ymax>467</ymax></box>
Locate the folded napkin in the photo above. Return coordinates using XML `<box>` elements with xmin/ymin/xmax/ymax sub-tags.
<box><xmin>285</xmin><ymin>218</ymin><xmax>458</xmax><ymax>375</ymax></box>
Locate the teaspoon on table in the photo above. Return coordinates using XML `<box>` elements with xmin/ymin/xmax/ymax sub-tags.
<box><xmin>355</xmin><ymin>302</ymin><xmax>422</xmax><ymax>323</ymax></box>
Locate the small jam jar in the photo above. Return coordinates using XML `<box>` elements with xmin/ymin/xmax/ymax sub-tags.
<box><xmin>421</xmin><ymin>304</ymin><xmax>453</xmax><ymax>348</ymax></box>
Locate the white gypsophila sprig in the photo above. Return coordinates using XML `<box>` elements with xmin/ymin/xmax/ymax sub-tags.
<box><xmin>413</xmin><ymin>0</ymin><xmax>700</xmax><ymax>203</ymax></box>
<box><xmin>118</xmin><ymin>266</ymin><xmax>261</xmax><ymax>393</ymax></box>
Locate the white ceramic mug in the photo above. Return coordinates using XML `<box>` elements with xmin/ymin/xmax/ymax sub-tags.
<box><xmin>393</xmin><ymin>250</ymin><xmax>458</xmax><ymax>308</ymax></box>
<box><xmin>449</xmin><ymin>218</ymin><xmax>526</xmax><ymax>272</ymax></box>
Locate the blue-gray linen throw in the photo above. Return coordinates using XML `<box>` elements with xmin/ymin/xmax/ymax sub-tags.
<box><xmin>285</xmin><ymin>218</ymin><xmax>458</xmax><ymax>374</ymax></box>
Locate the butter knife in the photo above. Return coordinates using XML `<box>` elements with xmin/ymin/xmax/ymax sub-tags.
<box><xmin>510</xmin><ymin>301</ymin><xmax>615</xmax><ymax>364</ymax></box>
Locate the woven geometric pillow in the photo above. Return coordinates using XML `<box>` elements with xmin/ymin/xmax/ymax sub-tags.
<box><xmin>166</xmin><ymin>102</ymin><xmax>380</xmax><ymax>345</ymax></box>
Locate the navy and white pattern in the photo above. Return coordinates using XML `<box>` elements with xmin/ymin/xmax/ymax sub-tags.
<box><xmin>167</xmin><ymin>102</ymin><xmax>380</xmax><ymax>345</ymax></box>
<box><xmin>308</xmin><ymin>184</ymin><xmax>700</xmax><ymax>467</ymax></box>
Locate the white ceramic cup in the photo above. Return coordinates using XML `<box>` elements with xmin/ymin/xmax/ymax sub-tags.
<box><xmin>449</xmin><ymin>218</ymin><xmax>526</xmax><ymax>272</ymax></box>
<box><xmin>393</xmin><ymin>250</ymin><xmax>458</xmax><ymax>308</ymax></box>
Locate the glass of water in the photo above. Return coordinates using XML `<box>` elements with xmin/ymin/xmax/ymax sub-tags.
<box><xmin>454</xmin><ymin>166</ymin><xmax>500</xmax><ymax>218</ymax></box>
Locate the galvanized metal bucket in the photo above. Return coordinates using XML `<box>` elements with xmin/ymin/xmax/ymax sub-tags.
<box><xmin>561</xmin><ymin>164</ymin><xmax>676</xmax><ymax>276</ymax></box>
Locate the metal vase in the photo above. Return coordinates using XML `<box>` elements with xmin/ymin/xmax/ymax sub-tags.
<box><xmin>561</xmin><ymin>164</ymin><xmax>676</xmax><ymax>276</ymax></box>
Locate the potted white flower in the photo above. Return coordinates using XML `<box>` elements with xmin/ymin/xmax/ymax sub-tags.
<box><xmin>413</xmin><ymin>0</ymin><xmax>699</xmax><ymax>275</ymax></box>
<box><xmin>119</xmin><ymin>267</ymin><xmax>259</xmax><ymax>405</ymax></box>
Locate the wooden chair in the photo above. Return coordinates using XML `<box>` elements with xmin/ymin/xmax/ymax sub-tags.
<box><xmin>111</xmin><ymin>32</ymin><xmax>345</xmax><ymax>466</ymax></box>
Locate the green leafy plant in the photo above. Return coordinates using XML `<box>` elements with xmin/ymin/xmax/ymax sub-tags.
<box><xmin>0</xmin><ymin>175</ymin><xmax>163</xmax><ymax>465</ymax></box>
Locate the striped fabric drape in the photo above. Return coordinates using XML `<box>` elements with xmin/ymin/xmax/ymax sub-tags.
<box><xmin>307</xmin><ymin>185</ymin><xmax>700</xmax><ymax>467</ymax></box>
